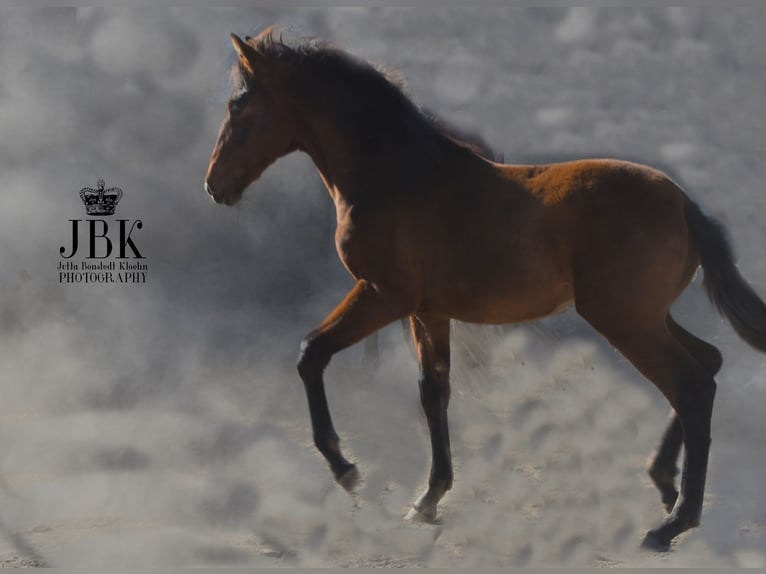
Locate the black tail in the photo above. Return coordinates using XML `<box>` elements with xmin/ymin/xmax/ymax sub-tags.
<box><xmin>685</xmin><ymin>200</ymin><xmax>766</xmax><ymax>351</ymax></box>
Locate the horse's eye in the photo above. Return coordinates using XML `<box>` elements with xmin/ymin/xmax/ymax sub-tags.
<box><xmin>229</xmin><ymin>102</ymin><xmax>243</xmax><ymax>116</ymax></box>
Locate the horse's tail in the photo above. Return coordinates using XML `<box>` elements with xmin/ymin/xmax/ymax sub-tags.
<box><xmin>685</xmin><ymin>200</ymin><xmax>766</xmax><ymax>351</ymax></box>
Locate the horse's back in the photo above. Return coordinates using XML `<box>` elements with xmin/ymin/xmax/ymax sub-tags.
<box><xmin>422</xmin><ymin>157</ymin><xmax>694</xmax><ymax>324</ymax></box>
<box><xmin>505</xmin><ymin>158</ymin><xmax>695</xmax><ymax>326</ymax></box>
<box><xmin>501</xmin><ymin>158</ymin><xmax>681</xmax><ymax>206</ymax></box>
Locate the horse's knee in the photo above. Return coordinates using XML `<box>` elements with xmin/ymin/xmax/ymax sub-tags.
<box><xmin>297</xmin><ymin>338</ymin><xmax>330</xmax><ymax>381</ymax></box>
<box><xmin>418</xmin><ymin>371</ymin><xmax>450</xmax><ymax>413</ymax></box>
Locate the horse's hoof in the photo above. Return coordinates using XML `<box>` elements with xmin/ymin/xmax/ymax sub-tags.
<box><xmin>335</xmin><ymin>464</ymin><xmax>361</xmax><ymax>492</ymax></box>
<box><xmin>404</xmin><ymin>504</ymin><xmax>437</xmax><ymax>523</ymax></box>
<box><xmin>641</xmin><ymin>530</ymin><xmax>671</xmax><ymax>552</ymax></box>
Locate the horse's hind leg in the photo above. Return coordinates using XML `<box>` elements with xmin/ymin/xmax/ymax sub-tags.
<box><xmin>648</xmin><ymin>315</ymin><xmax>723</xmax><ymax>513</ymax></box>
<box><xmin>298</xmin><ymin>280</ymin><xmax>408</xmax><ymax>490</ymax></box>
<box><xmin>577</xmin><ymin>302</ymin><xmax>716</xmax><ymax>549</ymax></box>
<box><xmin>667</xmin><ymin>314</ymin><xmax>723</xmax><ymax>376</ymax></box>
<box><xmin>647</xmin><ymin>413</ymin><xmax>682</xmax><ymax>513</ymax></box>
<box><xmin>405</xmin><ymin>314</ymin><xmax>452</xmax><ymax>522</ymax></box>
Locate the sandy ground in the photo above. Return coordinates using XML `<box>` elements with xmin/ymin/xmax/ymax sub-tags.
<box><xmin>1</xmin><ymin>6</ymin><xmax>766</xmax><ymax>567</ymax></box>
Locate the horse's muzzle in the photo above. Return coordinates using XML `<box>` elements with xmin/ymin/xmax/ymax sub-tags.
<box><xmin>204</xmin><ymin>180</ymin><xmax>229</xmax><ymax>205</ymax></box>
<box><xmin>204</xmin><ymin>180</ymin><xmax>217</xmax><ymax>200</ymax></box>
<box><xmin>204</xmin><ymin>178</ymin><xmax>243</xmax><ymax>206</ymax></box>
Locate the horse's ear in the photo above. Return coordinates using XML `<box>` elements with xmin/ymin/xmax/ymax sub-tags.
<box><xmin>231</xmin><ymin>33</ymin><xmax>260</xmax><ymax>74</ymax></box>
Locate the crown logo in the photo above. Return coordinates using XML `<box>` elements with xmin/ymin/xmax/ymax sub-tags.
<box><xmin>79</xmin><ymin>179</ymin><xmax>123</xmax><ymax>216</ymax></box>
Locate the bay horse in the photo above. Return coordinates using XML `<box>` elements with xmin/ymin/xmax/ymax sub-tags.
<box><xmin>361</xmin><ymin>124</ymin><xmax>503</xmax><ymax>373</ymax></box>
<box><xmin>204</xmin><ymin>28</ymin><xmax>766</xmax><ymax>551</ymax></box>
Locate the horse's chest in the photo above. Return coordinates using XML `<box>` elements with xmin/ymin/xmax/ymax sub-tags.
<box><xmin>335</xmin><ymin>224</ymin><xmax>363</xmax><ymax>275</ymax></box>
<box><xmin>334</xmin><ymin>220</ymin><xmax>385</xmax><ymax>279</ymax></box>
<box><xmin>334</xmin><ymin>209</ymin><xmax>413</xmax><ymax>285</ymax></box>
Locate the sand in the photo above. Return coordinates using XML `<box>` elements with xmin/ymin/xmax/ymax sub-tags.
<box><xmin>1</xmin><ymin>6</ymin><xmax>765</xmax><ymax>568</ymax></box>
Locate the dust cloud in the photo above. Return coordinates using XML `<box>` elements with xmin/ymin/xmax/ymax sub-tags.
<box><xmin>1</xmin><ymin>7</ymin><xmax>765</xmax><ymax>567</ymax></box>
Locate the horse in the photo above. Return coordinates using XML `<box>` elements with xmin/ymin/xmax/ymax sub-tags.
<box><xmin>204</xmin><ymin>28</ymin><xmax>766</xmax><ymax>551</ymax></box>
<box><xmin>360</xmin><ymin>119</ymin><xmax>505</xmax><ymax>374</ymax></box>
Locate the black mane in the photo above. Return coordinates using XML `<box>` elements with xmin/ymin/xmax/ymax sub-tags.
<box><xmin>233</xmin><ymin>28</ymin><xmax>501</xmax><ymax>162</ymax></box>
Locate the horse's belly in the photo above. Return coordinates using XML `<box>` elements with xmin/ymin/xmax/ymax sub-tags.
<box><xmin>425</xmin><ymin>271</ymin><xmax>575</xmax><ymax>324</ymax></box>
<box><xmin>448</xmin><ymin>292</ymin><xmax>574</xmax><ymax>324</ymax></box>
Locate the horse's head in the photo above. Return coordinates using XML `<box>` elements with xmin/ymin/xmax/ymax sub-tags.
<box><xmin>205</xmin><ymin>32</ymin><xmax>299</xmax><ymax>206</ymax></box>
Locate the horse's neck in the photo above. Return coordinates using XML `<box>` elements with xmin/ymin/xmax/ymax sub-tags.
<box><xmin>297</xmin><ymin>119</ymin><xmax>354</xmax><ymax>207</ymax></box>
<box><xmin>296</xmin><ymin>107</ymin><xmax>452</xmax><ymax>211</ymax></box>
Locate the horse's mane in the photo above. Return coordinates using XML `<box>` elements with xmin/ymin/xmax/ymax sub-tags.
<box><xmin>232</xmin><ymin>27</ymin><xmax>501</xmax><ymax>163</ymax></box>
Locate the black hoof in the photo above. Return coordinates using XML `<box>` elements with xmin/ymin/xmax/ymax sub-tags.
<box><xmin>335</xmin><ymin>463</ymin><xmax>361</xmax><ymax>492</ymax></box>
<box><xmin>641</xmin><ymin>530</ymin><xmax>671</xmax><ymax>552</ymax></box>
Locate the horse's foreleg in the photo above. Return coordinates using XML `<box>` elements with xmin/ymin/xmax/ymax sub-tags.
<box><xmin>405</xmin><ymin>314</ymin><xmax>452</xmax><ymax>522</ymax></box>
<box><xmin>297</xmin><ymin>280</ymin><xmax>407</xmax><ymax>491</ymax></box>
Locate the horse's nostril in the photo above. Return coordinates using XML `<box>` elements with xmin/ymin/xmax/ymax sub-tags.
<box><xmin>204</xmin><ymin>181</ymin><xmax>215</xmax><ymax>198</ymax></box>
